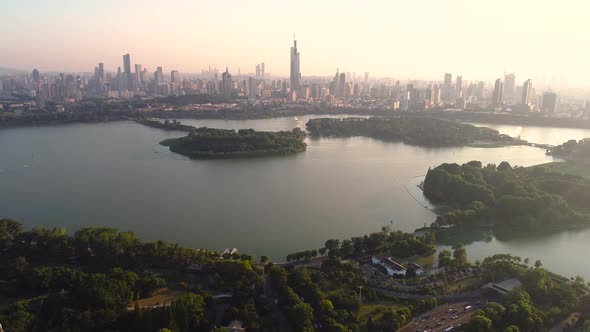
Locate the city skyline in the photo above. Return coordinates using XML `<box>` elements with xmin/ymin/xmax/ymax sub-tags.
<box><xmin>1</xmin><ymin>0</ymin><xmax>589</xmax><ymax>87</ymax></box>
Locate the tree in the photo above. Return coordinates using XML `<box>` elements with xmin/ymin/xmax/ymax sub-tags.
<box><xmin>534</xmin><ymin>260</ymin><xmax>543</xmax><ymax>269</ymax></box>
<box><xmin>438</xmin><ymin>249</ymin><xmax>452</xmax><ymax>267</ymax></box>
<box><xmin>504</xmin><ymin>326</ymin><xmax>520</xmax><ymax>332</ymax></box>
<box><xmin>0</xmin><ymin>218</ymin><xmax>22</xmax><ymax>250</ymax></box>
<box><xmin>468</xmin><ymin>314</ymin><xmax>493</xmax><ymax>331</ymax></box>
<box><xmin>497</xmin><ymin>161</ymin><xmax>513</xmax><ymax>172</ymax></box>
<box><xmin>288</xmin><ymin>302</ymin><xmax>314</xmax><ymax>332</ymax></box>
<box><xmin>325</xmin><ymin>239</ymin><xmax>340</xmax><ymax>258</ymax></box>
<box><xmin>15</xmin><ymin>256</ymin><xmax>29</xmax><ymax>273</ymax></box>
<box><xmin>452</xmin><ymin>244</ymin><xmax>468</xmax><ymax>267</ymax></box>
<box><xmin>260</xmin><ymin>255</ymin><xmax>270</xmax><ymax>263</ymax></box>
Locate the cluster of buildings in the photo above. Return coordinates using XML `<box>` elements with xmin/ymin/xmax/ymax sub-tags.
<box><xmin>371</xmin><ymin>256</ymin><xmax>424</xmax><ymax>277</ymax></box>
<box><xmin>0</xmin><ymin>37</ymin><xmax>588</xmax><ymax>116</ymax></box>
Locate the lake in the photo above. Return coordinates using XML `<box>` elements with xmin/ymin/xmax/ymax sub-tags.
<box><xmin>1</xmin><ymin>115</ymin><xmax>590</xmax><ymax>278</ymax></box>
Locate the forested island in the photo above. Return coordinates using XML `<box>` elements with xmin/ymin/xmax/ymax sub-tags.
<box><xmin>1</xmin><ymin>219</ymin><xmax>590</xmax><ymax>331</ymax></box>
<box><xmin>306</xmin><ymin>117</ymin><xmax>521</xmax><ymax>147</ymax></box>
<box><xmin>423</xmin><ymin>160</ymin><xmax>590</xmax><ymax>232</ymax></box>
<box><xmin>160</xmin><ymin>127</ymin><xmax>307</xmax><ymax>159</ymax></box>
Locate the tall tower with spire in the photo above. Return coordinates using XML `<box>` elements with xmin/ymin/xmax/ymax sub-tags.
<box><xmin>290</xmin><ymin>35</ymin><xmax>301</xmax><ymax>95</ymax></box>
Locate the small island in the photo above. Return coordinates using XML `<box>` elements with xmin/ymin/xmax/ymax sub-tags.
<box><xmin>306</xmin><ymin>116</ymin><xmax>521</xmax><ymax>147</ymax></box>
<box><xmin>160</xmin><ymin>127</ymin><xmax>307</xmax><ymax>159</ymax></box>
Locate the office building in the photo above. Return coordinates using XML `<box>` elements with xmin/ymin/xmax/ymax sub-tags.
<box><xmin>522</xmin><ymin>79</ymin><xmax>533</xmax><ymax>104</ymax></box>
<box><xmin>492</xmin><ymin>79</ymin><xmax>503</xmax><ymax>105</ymax></box>
<box><xmin>455</xmin><ymin>76</ymin><xmax>463</xmax><ymax>98</ymax></box>
<box><xmin>123</xmin><ymin>54</ymin><xmax>132</xmax><ymax>91</ymax></box>
<box><xmin>443</xmin><ymin>73</ymin><xmax>452</xmax><ymax>101</ymax></box>
<box><xmin>290</xmin><ymin>37</ymin><xmax>301</xmax><ymax>94</ymax></box>
<box><xmin>541</xmin><ymin>92</ymin><xmax>557</xmax><ymax>113</ymax></box>
<box><xmin>504</xmin><ymin>73</ymin><xmax>516</xmax><ymax>100</ymax></box>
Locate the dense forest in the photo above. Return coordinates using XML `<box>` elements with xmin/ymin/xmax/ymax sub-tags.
<box><xmin>548</xmin><ymin>138</ymin><xmax>590</xmax><ymax>160</ymax></box>
<box><xmin>423</xmin><ymin>161</ymin><xmax>590</xmax><ymax>231</ymax></box>
<box><xmin>305</xmin><ymin>117</ymin><xmax>519</xmax><ymax>147</ymax></box>
<box><xmin>0</xmin><ymin>219</ymin><xmax>263</xmax><ymax>331</ymax></box>
<box><xmin>161</xmin><ymin>127</ymin><xmax>307</xmax><ymax>158</ymax></box>
<box><xmin>2</xmin><ymin>219</ymin><xmax>590</xmax><ymax>331</ymax></box>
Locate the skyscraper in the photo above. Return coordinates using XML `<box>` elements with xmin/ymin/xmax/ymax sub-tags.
<box><xmin>443</xmin><ymin>73</ymin><xmax>452</xmax><ymax>101</ymax></box>
<box><xmin>542</xmin><ymin>92</ymin><xmax>557</xmax><ymax>113</ymax></box>
<box><xmin>135</xmin><ymin>64</ymin><xmax>142</xmax><ymax>89</ymax></box>
<box><xmin>455</xmin><ymin>76</ymin><xmax>463</xmax><ymax>98</ymax></box>
<box><xmin>339</xmin><ymin>72</ymin><xmax>346</xmax><ymax>98</ymax></box>
<box><xmin>492</xmin><ymin>79</ymin><xmax>503</xmax><ymax>106</ymax></box>
<box><xmin>155</xmin><ymin>67</ymin><xmax>163</xmax><ymax>83</ymax></box>
<box><xmin>32</xmin><ymin>69</ymin><xmax>40</xmax><ymax>83</ymax></box>
<box><xmin>504</xmin><ymin>73</ymin><xmax>516</xmax><ymax>100</ymax></box>
<box><xmin>123</xmin><ymin>54</ymin><xmax>132</xmax><ymax>91</ymax></box>
<box><xmin>476</xmin><ymin>81</ymin><xmax>485</xmax><ymax>100</ymax></box>
<box><xmin>98</xmin><ymin>63</ymin><xmax>105</xmax><ymax>83</ymax></box>
<box><xmin>220</xmin><ymin>67</ymin><xmax>233</xmax><ymax>98</ymax></box>
<box><xmin>171</xmin><ymin>70</ymin><xmax>180</xmax><ymax>83</ymax></box>
<box><xmin>290</xmin><ymin>37</ymin><xmax>301</xmax><ymax>94</ymax></box>
<box><xmin>522</xmin><ymin>79</ymin><xmax>533</xmax><ymax>104</ymax></box>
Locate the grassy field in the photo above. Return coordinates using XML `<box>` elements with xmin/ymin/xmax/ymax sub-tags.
<box><xmin>444</xmin><ymin>277</ymin><xmax>480</xmax><ymax>293</ymax></box>
<box><xmin>359</xmin><ymin>302</ymin><xmax>401</xmax><ymax>322</ymax></box>
<box><xmin>531</xmin><ymin>161</ymin><xmax>590</xmax><ymax>179</ymax></box>
<box><xmin>127</xmin><ymin>288</ymin><xmax>185</xmax><ymax>310</ymax></box>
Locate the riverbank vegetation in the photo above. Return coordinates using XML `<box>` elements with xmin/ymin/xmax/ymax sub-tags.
<box><xmin>160</xmin><ymin>127</ymin><xmax>307</xmax><ymax>159</ymax></box>
<box><xmin>306</xmin><ymin>116</ymin><xmax>520</xmax><ymax>147</ymax></box>
<box><xmin>2</xmin><ymin>218</ymin><xmax>590</xmax><ymax>331</ymax></box>
<box><xmin>423</xmin><ymin>160</ymin><xmax>590</xmax><ymax>232</ymax></box>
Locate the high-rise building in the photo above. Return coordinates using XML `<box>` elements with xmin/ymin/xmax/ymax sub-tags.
<box><xmin>476</xmin><ymin>81</ymin><xmax>485</xmax><ymax>100</ymax></box>
<box><xmin>522</xmin><ymin>79</ymin><xmax>533</xmax><ymax>104</ymax></box>
<box><xmin>455</xmin><ymin>76</ymin><xmax>463</xmax><ymax>98</ymax></box>
<box><xmin>220</xmin><ymin>67</ymin><xmax>233</xmax><ymax>98</ymax></box>
<box><xmin>541</xmin><ymin>92</ymin><xmax>557</xmax><ymax>113</ymax></box>
<box><xmin>492</xmin><ymin>79</ymin><xmax>503</xmax><ymax>105</ymax></box>
<box><xmin>155</xmin><ymin>67</ymin><xmax>163</xmax><ymax>83</ymax></box>
<box><xmin>123</xmin><ymin>54</ymin><xmax>132</xmax><ymax>91</ymax></box>
<box><xmin>98</xmin><ymin>63</ymin><xmax>105</xmax><ymax>83</ymax></box>
<box><xmin>443</xmin><ymin>73</ymin><xmax>452</xmax><ymax>101</ymax></box>
<box><xmin>504</xmin><ymin>73</ymin><xmax>516</xmax><ymax>100</ymax></box>
<box><xmin>256</xmin><ymin>64</ymin><xmax>261</xmax><ymax>80</ymax></box>
<box><xmin>32</xmin><ymin>69</ymin><xmax>40</xmax><ymax>83</ymax></box>
<box><xmin>171</xmin><ymin>70</ymin><xmax>180</xmax><ymax>83</ymax></box>
<box><xmin>261</xmin><ymin>63</ymin><xmax>265</xmax><ymax>79</ymax></box>
<box><xmin>248</xmin><ymin>76</ymin><xmax>257</xmax><ymax>98</ymax></box>
<box><xmin>135</xmin><ymin>64</ymin><xmax>142</xmax><ymax>88</ymax></box>
<box><xmin>339</xmin><ymin>73</ymin><xmax>346</xmax><ymax>98</ymax></box>
<box><xmin>290</xmin><ymin>37</ymin><xmax>301</xmax><ymax>94</ymax></box>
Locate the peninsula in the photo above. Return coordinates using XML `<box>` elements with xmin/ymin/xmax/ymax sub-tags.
<box><xmin>306</xmin><ymin>116</ymin><xmax>522</xmax><ymax>147</ymax></box>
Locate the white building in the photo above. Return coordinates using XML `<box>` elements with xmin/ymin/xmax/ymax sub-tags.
<box><xmin>372</xmin><ymin>257</ymin><xmax>407</xmax><ymax>277</ymax></box>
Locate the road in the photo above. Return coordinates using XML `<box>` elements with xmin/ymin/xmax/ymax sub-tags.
<box><xmin>397</xmin><ymin>301</ymin><xmax>478</xmax><ymax>332</ymax></box>
<box><xmin>370</xmin><ymin>286</ymin><xmax>487</xmax><ymax>301</ymax></box>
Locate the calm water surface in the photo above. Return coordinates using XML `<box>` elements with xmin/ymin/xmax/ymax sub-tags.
<box><xmin>1</xmin><ymin>115</ymin><xmax>589</xmax><ymax>278</ymax></box>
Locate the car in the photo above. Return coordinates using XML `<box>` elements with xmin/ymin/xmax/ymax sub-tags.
<box><xmin>440</xmin><ymin>316</ymin><xmax>447</xmax><ymax>321</ymax></box>
<box><xmin>452</xmin><ymin>314</ymin><xmax>458</xmax><ymax>319</ymax></box>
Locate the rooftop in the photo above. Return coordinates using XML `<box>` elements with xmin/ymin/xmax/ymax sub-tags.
<box><xmin>381</xmin><ymin>258</ymin><xmax>407</xmax><ymax>271</ymax></box>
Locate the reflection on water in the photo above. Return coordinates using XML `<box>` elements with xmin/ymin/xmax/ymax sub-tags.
<box><xmin>1</xmin><ymin>116</ymin><xmax>590</xmax><ymax>278</ymax></box>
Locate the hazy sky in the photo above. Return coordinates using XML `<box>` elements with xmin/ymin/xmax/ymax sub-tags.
<box><xmin>1</xmin><ymin>0</ymin><xmax>588</xmax><ymax>85</ymax></box>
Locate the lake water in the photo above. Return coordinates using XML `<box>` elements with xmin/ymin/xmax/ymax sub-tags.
<box><xmin>1</xmin><ymin>115</ymin><xmax>590</xmax><ymax>279</ymax></box>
